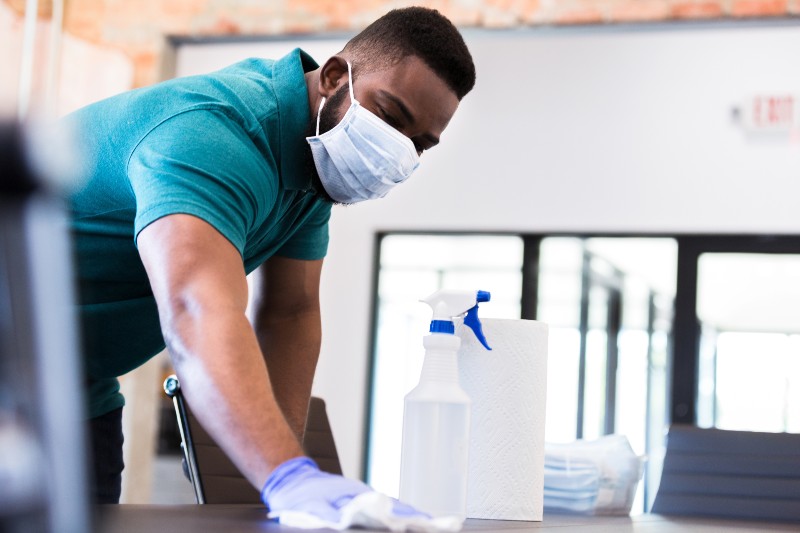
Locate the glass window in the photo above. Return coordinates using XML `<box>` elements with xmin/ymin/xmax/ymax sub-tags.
<box><xmin>584</xmin><ymin>284</ymin><xmax>612</xmax><ymax>441</ymax></box>
<box><xmin>368</xmin><ymin>233</ymin><xmax>678</xmax><ymax>513</ymax></box>
<box><xmin>537</xmin><ymin>237</ymin><xmax>677</xmax><ymax>512</ymax></box>
<box><xmin>538</xmin><ymin>238</ymin><xmax>583</xmax><ymax>444</ymax></box>
<box><xmin>696</xmin><ymin>252</ymin><xmax>800</xmax><ymax>434</ymax></box>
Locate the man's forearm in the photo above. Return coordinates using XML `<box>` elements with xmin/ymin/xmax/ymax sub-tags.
<box><xmin>255</xmin><ymin>307</ymin><xmax>322</xmax><ymax>442</ymax></box>
<box><xmin>165</xmin><ymin>306</ymin><xmax>305</xmax><ymax>490</ymax></box>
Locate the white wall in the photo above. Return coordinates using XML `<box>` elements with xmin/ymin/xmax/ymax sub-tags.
<box><xmin>176</xmin><ymin>22</ymin><xmax>800</xmax><ymax>478</ymax></box>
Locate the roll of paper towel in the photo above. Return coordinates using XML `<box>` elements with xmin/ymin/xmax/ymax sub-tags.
<box><xmin>456</xmin><ymin>318</ymin><xmax>548</xmax><ymax>521</ymax></box>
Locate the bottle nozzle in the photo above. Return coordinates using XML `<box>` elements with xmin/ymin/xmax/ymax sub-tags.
<box><xmin>422</xmin><ymin>289</ymin><xmax>492</xmax><ymax>351</ymax></box>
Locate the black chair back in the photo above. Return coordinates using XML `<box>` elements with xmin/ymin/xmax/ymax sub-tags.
<box><xmin>163</xmin><ymin>375</ymin><xmax>342</xmax><ymax>504</ymax></box>
<box><xmin>652</xmin><ymin>424</ymin><xmax>800</xmax><ymax>522</ymax></box>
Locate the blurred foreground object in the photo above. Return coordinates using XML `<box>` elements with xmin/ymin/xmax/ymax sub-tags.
<box><xmin>543</xmin><ymin>435</ymin><xmax>644</xmax><ymax>516</ymax></box>
<box><xmin>0</xmin><ymin>120</ymin><xmax>89</xmax><ymax>533</ymax></box>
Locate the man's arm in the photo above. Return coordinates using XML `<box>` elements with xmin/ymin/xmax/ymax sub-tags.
<box><xmin>138</xmin><ymin>213</ymin><xmax>304</xmax><ymax>489</ymax></box>
<box><xmin>252</xmin><ymin>256</ymin><xmax>324</xmax><ymax>443</ymax></box>
<box><xmin>138</xmin><ymin>213</ymin><xmax>424</xmax><ymax>521</ymax></box>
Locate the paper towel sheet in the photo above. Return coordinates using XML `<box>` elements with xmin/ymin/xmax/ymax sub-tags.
<box><xmin>456</xmin><ymin>318</ymin><xmax>548</xmax><ymax>521</ymax></box>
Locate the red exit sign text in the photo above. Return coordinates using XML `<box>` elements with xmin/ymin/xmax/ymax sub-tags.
<box><xmin>745</xmin><ymin>94</ymin><xmax>796</xmax><ymax>131</ymax></box>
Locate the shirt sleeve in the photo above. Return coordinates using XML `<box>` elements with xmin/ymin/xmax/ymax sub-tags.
<box><xmin>274</xmin><ymin>200</ymin><xmax>332</xmax><ymax>260</ymax></box>
<box><xmin>127</xmin><ymin>107</ymin><xmax>277</xmax><ymax>255</ymax></box>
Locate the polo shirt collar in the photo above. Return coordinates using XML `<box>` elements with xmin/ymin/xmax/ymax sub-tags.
<box><xmin>272</xmin><ymin>48</ymin><xmax>319</xmax><ymax>191</ymax></box>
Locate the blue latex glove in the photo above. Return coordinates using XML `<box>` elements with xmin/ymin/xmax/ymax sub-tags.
<box><xmin>262</xmin><ymin>456</ymin><xmax>428</xmax><ymax>523</ymax></box>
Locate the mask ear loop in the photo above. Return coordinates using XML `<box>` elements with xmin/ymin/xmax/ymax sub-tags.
<box><xmin>346</xmin><ymin>60</ymin><xmax>355</xmax><ymax>103</ymax></box>
<box><xmin>315</xmin><ymin>60</ymin><xmax>354</xmax><ymax>136</ymax></box>
<box><xmin>315</xmin><ymin>97</ymin><xmax>326</xmax><ymax>136</ymax></box>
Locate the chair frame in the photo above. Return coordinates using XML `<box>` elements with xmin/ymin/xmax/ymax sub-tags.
<box><xmin>163</xmin><ymin>374</ymin><xmax>343</xmax><ymax>504</ymax></box>
<box><xmin>164</xmin><ymin>374</ymin><xmax>208</xmax><ymax>503</ymax></box>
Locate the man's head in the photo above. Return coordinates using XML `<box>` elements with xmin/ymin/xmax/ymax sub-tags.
<box><xmin>307</xmin><ymin>7</ymin><xmax>475</xmax><ymax>204</ymax></box>
<box><xmin>341</xmin><ymin>7</ymin><xmax>476</xmax><ymax>101</ymax></box>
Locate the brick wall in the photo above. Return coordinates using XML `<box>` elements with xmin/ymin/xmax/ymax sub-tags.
<box><xmin>5</xmin><ymin>0</ymin><xmax>800</xmax><ymax>89</ymax></box>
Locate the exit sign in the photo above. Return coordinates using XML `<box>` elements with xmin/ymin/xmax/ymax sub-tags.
<box><xmin>742</xmin><ymin>94</ymin><xmax>797</xmax><ymax>132</ymax></box>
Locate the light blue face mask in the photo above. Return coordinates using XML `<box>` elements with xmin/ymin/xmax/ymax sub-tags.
<box><xmin>306</xmin><ymin>61</ymin><xmax>420</xmax><ymax>204</ymax></box>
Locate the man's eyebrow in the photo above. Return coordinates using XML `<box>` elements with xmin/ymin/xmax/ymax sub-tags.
<box><xmin>379</xmin><ymin>90</ymin><xmax>440</xmax><ymax>147</ymax></box>
<box><xmin>380</xmin><ymin>90</ymin><xmax>415</xmax><ymax>124</ymax></box>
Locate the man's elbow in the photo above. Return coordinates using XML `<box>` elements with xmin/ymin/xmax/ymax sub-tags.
<box><xmin>156</xmin><ymin>290</ymin><xmax>235</xmax><ymax>365</ymax></box>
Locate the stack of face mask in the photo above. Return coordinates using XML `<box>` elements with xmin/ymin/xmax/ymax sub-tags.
<box><xmin>543</xmin><ymin>435</ymin><xmax>644</xmax><ymax>516</ymax></box>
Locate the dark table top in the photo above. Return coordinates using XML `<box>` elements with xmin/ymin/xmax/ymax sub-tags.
<box><xmin>96</xmin><ymin>505</ymin><xmax>799</xmax><ymax>533</ymax></box>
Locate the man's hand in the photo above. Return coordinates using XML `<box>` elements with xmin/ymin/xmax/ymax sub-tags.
<box><xmin>262</xmin><ymin>457</ymin><xmax>429</xmax><ymax>523</ymax></box>
<box><xmin>262</xmin><ymin>457</ymin><xmax>371</xmax><ymax>521</ymax></box>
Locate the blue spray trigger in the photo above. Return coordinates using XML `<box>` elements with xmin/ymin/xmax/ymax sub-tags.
<box><xmin>464</xmin><ymin>305</ymin><xmax>491</xmax><ymax>350</ymax></box>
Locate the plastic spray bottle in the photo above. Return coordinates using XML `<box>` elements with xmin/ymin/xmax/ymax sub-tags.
<box><xmin>398</xmin><ymin>289</ymin><xmax>492</xmax><ymax>519</ymax></box>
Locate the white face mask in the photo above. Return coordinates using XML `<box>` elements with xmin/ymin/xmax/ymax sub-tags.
<box><xmin>306</xmin><ymin>62</ymin><xmax>420</xmax><ymax>204</ymax></box>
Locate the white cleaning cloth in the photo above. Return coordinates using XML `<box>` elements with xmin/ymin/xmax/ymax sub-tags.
<box><xmin>268</xmin><ymin>492</ymin><xmax>464</xmax><ymax>532</ymax></box>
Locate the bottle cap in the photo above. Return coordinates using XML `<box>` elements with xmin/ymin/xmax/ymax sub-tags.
<box><xmin>422</xmin><ymin>289</ymin><xmax>492</xmax><ymax>350</ymax></box>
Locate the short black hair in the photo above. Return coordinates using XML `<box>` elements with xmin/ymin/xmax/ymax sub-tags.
<box><xmin>343</xmin><ymin>7</ymin><xmax>476</xmax><ymax>100</ymax></box>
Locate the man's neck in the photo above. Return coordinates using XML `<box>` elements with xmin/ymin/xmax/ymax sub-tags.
<box><xmin>304</xmin><ymin>69</ymin><xmax>322</xmax><ymax>120</ymax></box>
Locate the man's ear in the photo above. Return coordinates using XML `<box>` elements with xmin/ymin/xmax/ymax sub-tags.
<box><xmin>318</xmin><ymin>56</ymin><xmax>349</xmax><ymax>97</ymax></box>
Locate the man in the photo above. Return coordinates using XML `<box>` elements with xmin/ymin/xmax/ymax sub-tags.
<box><xmin>66</xmin><ymin>6</ymin><xmax>475</xmax><ymax>520</ymax></box>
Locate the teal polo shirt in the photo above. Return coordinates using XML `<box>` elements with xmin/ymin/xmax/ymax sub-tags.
<box><xmin>66</xmin><ymin>49</ymin><xmax>332</xmax><ymax>418</ymax></box>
